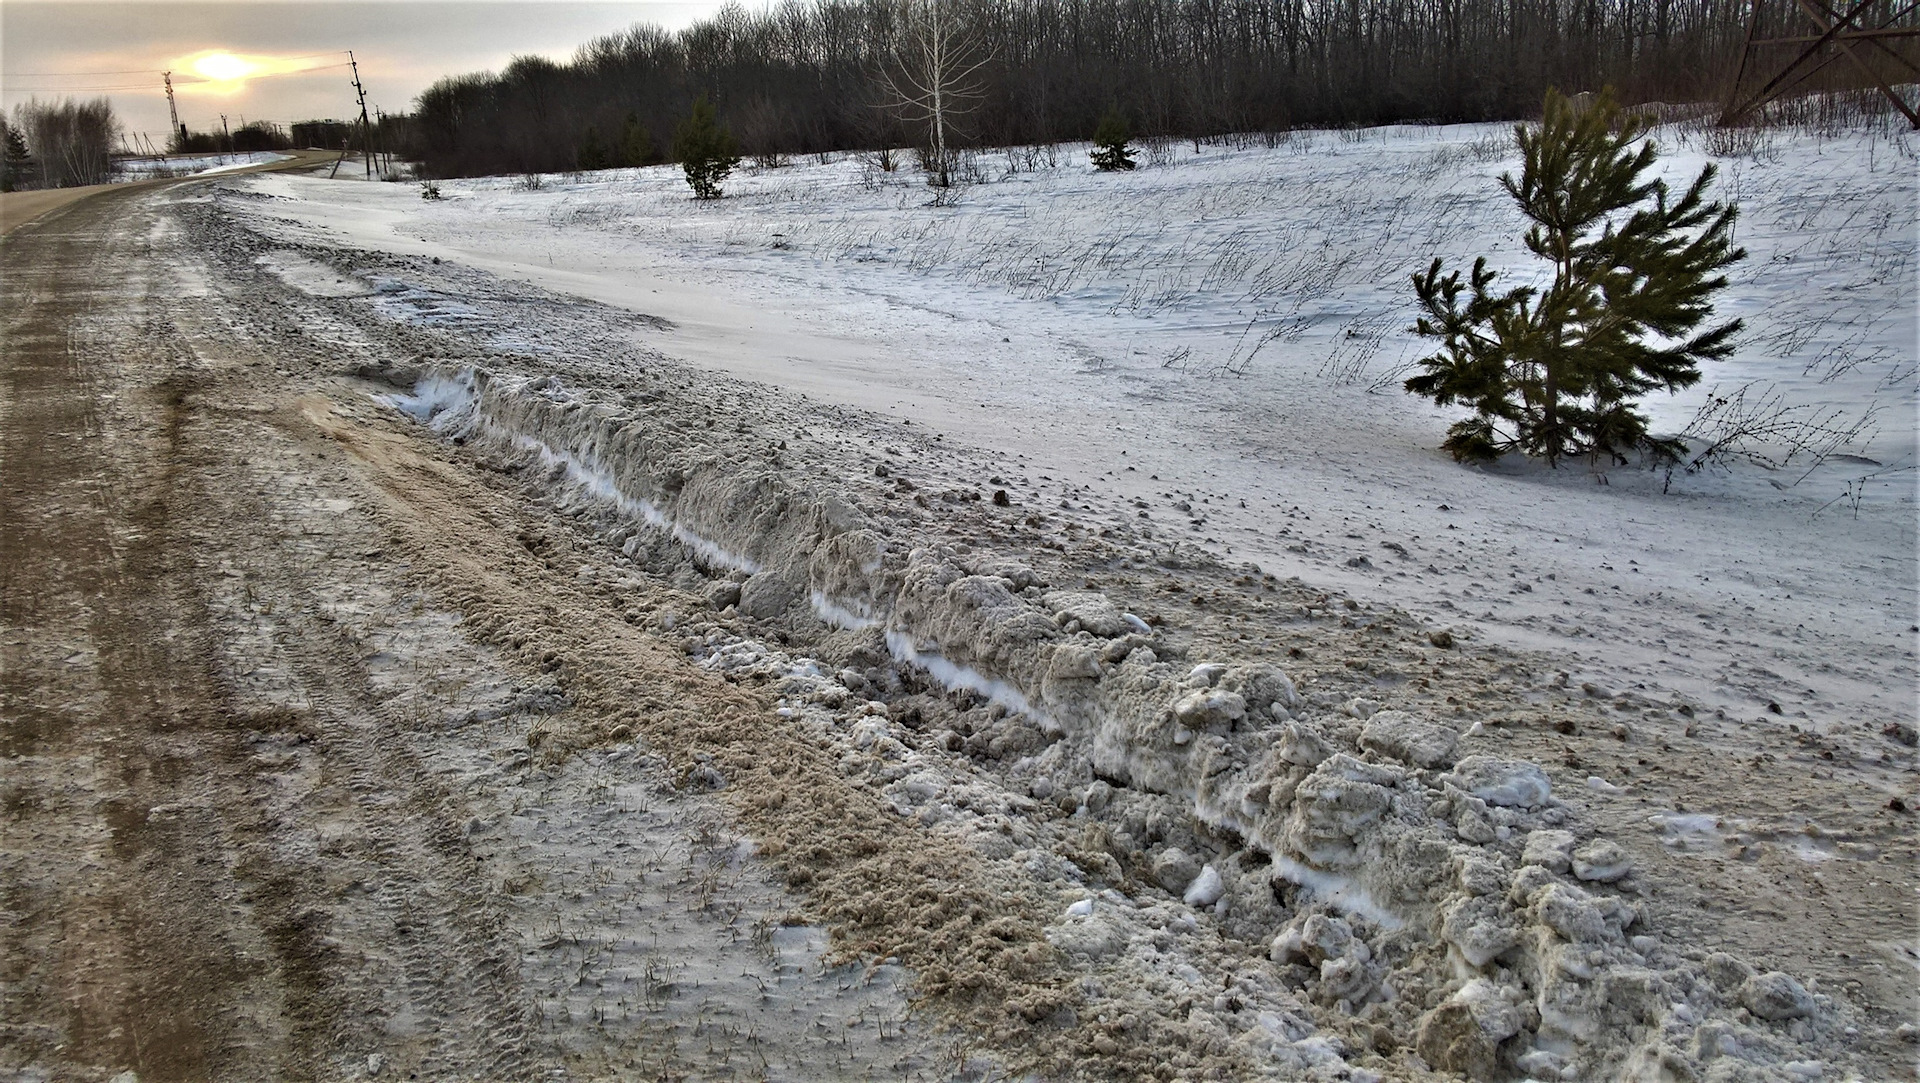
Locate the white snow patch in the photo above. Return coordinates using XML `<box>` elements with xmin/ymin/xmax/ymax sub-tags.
<box><xmin>1182</xmin><ymin>865</ymin><xmax>1225</xmax><ymax>907</ymax></box>
<box><xmin>1271</xmin><ymin>856</ymin><xmax>1403</xmax><ymax>930</ymax></box>
<box><xmin>883</xmin><ymin>629</ymin><xmax>1055</xmax><ymax>730</ymax></box>
<box><xmin>117</xmin><ymin>151</ymin><xmax>288</xmax><ymax>179</ymax></box>
<box><xmin>809</xmin><ymin>591</ymin><xmax>880</xmax><ymax>630</ymax></box>
<box><xmin>255</xmin><ymin>250</ymin><xmax>372</xmax><ymax>297</ymax></box>
<box><xmin>385</xmin><ymin>369</ymin><xmax>481</xmax><ymax>429</ymax></box>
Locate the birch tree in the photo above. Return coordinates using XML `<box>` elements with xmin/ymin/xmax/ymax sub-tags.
<box><xmin>878</xmin><ymin>0</ymin><xmax>990</xmax><ymax>189</ymax></box>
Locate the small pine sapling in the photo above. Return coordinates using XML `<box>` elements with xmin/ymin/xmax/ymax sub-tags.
<box><xmin>1405</xmin><ymin>88</ymin><xmax>1745</xmax><ymax>467</ymax></box>
<box><xmin>672</xmin><ymin>97</ymin><xmax>740</xmax><ymax>199</ymax></box>
<box><xmin>1090</xmin><ymin>109</ymin><xmax>1136</xmax><ymax>171</ymax></box>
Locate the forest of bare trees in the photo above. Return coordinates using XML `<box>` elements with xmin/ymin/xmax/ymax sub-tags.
<box><xmin>8</xmin><ymin>98</ymin><xmax>119</xmax><ymax>188</ymax></box>
<box><xmin>412</xmin><ymin>0</ymin><xmax>1914</xmax><ymax>178</ymax></box>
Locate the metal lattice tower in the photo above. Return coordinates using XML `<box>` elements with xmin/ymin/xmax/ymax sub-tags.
<box><xmin>164</xmin><ymin>71</ymin><xmax>182</xmax><ymax>146</ymax></box>
<box><xmin>1721</xmin><ymin>0</ymin><xmax>1920</xmax><ymax>127</ymax></box>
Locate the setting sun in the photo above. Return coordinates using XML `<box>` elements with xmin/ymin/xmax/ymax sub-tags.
<box><xmin>171</xmin><ymin>49</ymin><xmax>332</xmax><ymax>96</ymax></box>
<box><xmin>190</xmin><ymin>51</ymin><xmax>256</xmax><ymax>82</ymax></box>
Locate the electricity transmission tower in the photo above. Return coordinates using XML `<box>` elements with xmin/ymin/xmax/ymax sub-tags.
<box><xmin>164</xmin><ymin>71</ymin><xmax>182</xmax><ymax>149</ymax></box>
<box><xmin>1720</xmin><ymin>0</ymin><xmax>1920</xmax><ymax>128</ymax></box>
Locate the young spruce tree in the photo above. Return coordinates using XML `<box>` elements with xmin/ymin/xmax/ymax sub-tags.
<box><xmin>672</xmin><ymin>97</ymin><xmax>740</xmax><ymax>200</ymax></box>
<box><xmin>1090</xmin><ymin>108</ymin><xmax>1136</xmax><ymax>171</ymax></box>
<box><xmin>1405</xmin><ymin>88</ymin><xmax>1745</xmax><ymax>467</ymax></box>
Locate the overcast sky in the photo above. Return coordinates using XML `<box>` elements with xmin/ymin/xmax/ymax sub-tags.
<box><xmin>2</xmin><ymin>2</ymin><xmax>728</xmax><ymax>147</ymax></box>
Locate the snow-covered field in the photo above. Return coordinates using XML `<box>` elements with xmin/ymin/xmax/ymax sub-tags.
<box><xmin>242</xmin><ymin>118</ymin><xmax>1915</xmax><ymax>738</ymax></box>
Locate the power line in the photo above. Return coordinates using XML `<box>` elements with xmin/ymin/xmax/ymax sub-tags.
<box><xmin>1</xmin><ymin>67</ymin><xmax>166</xmax><ymax>77</ymax></box>
<box><xmin>3</xmin><ymin>52</ymin><xmax>351</xmax><ymax>80</ymax></box>
<box><xmin>1</xmin><ymin>84</ymin><xmax>175</xmax><ymax>93</ymax></box>
<box><xmin>3</xmin><ymin>63</ymin><xmax>354</xmax><ymax>92</ymax></box>
<box><xmin>175</xmin><ymin>62</ymin><xmax>355</xmax><ymax>82</ymax></box>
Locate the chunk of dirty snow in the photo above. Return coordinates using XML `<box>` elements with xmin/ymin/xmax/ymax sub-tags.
<box><xmin>1186</xmin><ymin>662</ymin><xmax>1228</xmax><ymax>686</ymax></box>
<box><xmin>1358</xmin><ymin>709</ymin><xmax>1458</xmax><ymax>768</ymax></box>
<box><xmin>1183</xmin><ymin>864</ymin><xmax>1225</xmax><ymax>906</ymax></box>
<box><xmin>1742</xmin><ymin>971</ymin><xmax>1817</xmax><ymax>1020</ymax></box>
<box><xmin>1441</xmin><ymin>894</ymin><xmax>1522</xmax><ymax>967</ymax></box>
<box><xmin>1276</xmin><ymin>721</ymin><xmax>1334</xmax><ymax>767</ymax></box>
<box><xmin>1532</xmin><ymin>882</ymin><xmax>1607</xmax><ymax>943</ymax></box>
<box><xmin>1172</xmin><ymin>687</ymin><xmax>1246</xmax><ymax>729</ymax></box>
<box><xmin>1041</xmin><ymin>590</ymin><xmax>1131</xmax><ymax>637</ymax></box>
<box><xmin>738</xmin><ymin>572</ymin><xmax>797</xmax><ymax>618</ymax></box>
<box><xmin>1522</xmin><ymin>829</ymin><xmax>1576</xmax><ymax>873</ymax></box>
<box><xmin>1414</xmin><ymin>977</ymin><xmax>1526</xmax><ymax>1076</ymax></box>
<box><xmin>1152</xmin><ymin>847</ymin><xmax>1200</xmax><ymax>893</ymax></box>
<box><xmin>1572</xmin><ymin>839</ymin><xmax>1634</xmax><ymax>882</ymax></box>
<box><xmin>1442</xmin><ymin>755</ymin><xmax>1552</xmax><ymax>808</ymax></box>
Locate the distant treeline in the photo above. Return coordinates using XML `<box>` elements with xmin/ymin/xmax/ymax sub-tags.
<box><xmin>412</xmin><ymin>0</ymin><xmax>1901</xmax><ymax>177</ymax></box>
<box><xmin>291</xmin><ymin>120</ymin><xmax>355</xmax><ymax>149</ymax></box>
<box><xmin>175</xmin><ymin>120</ymin><xmax>296</xmax><ymax>154</ymax></box>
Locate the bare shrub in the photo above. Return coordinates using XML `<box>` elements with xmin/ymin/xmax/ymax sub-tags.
<box><xmin>1663</xmin><ymin>381</ymin><xmax>1881</xmax><ymax>491</ymax></box>
<box><xmin>1139</xmin><ymin>134</ymin><xmax>1176</xmax><ymax>166</ymax></box>
<box><xmin>952</xmin><ymin>149</ymin><xmax>988</xmax><ymax>184</ymax></box>
<box><xmin>1465</xmin><ymin>130</ymin><xmax>1511</xmax><ymax>161</ymax></box>
<box><xmin>1701</xmin><ymin>124</ymin><xmax>1777</xmax><ymax>160</ymax></box>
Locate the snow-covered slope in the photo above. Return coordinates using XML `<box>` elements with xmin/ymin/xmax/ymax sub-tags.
<box><xmin>240</xmin><ymin>118</ymin><xmax>1915</xmax><ymax>743</ymax></box>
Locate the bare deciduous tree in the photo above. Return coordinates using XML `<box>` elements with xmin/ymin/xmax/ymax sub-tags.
<box><xmin>878</xmin><ymin>0</ymin><xmax>990</xmax><ymax>188</ymax></box>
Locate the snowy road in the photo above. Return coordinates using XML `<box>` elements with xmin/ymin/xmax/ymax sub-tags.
<box><xmin>0</xmin><ymin>176</ymin><xmax>949</xmax><ymax>1083</ymax></box>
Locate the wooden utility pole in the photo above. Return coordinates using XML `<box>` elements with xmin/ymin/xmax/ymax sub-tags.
<box><xmin>1720</xmin><ymin>0</ymin><xmax>1920</xmax><ymax>128</ymax></box>
<box><xmin>349</xmin><ymin>50</ymin><xmax>373</xmax><ymax>178</ymax></box>
<box><xmin>220</xmin><ymin>114</ymin><xmax>231</xmax><ymax>153</ymax></box>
